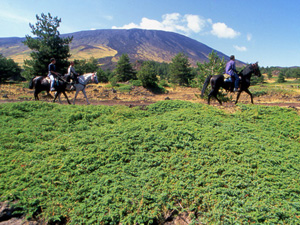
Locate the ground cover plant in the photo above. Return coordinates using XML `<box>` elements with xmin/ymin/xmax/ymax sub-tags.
<box><xmin>0</xmin><ymin>100</ymin><xmax>300</xmax><ymax>224</ymax></box>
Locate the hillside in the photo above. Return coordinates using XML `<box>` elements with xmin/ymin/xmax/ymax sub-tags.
<box><xmin>0</xmin><ymin>29</ymin><xmax>244</xmax><ymax>68</ymax></box>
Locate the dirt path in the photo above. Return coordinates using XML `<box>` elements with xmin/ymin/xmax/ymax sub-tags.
<box><xmin>1</xmin><ymin>83</ymin><xmax>300</xmax><ymax>111</ymax></box>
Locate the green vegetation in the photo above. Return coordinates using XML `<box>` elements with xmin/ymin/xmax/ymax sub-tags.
<box><xmin>277</xmin><ymin>71</ymin><xmax>286</xmax><ymax>83</ymax></box>
<box><xmin>169</xmin><ymin>53</ymin><xmax>193</xmax><ymax>86</ymax></box>
<box><xmin>115</xmin><ymin>54</ymin><xmax>137</xmax><ymax>82</ymax></box>
<box><xmin>197</xmin><ymin>51</ymin><xmax>225</xmax><ymax>85</ymax></box>
<box><xmin>22</xmin><ymin>13</ymin><xmax>73</xmax><ymax>79</ymax></box>
<box><xmin>0</xmin><ymin>54</ymin><xmax>22</xmax><ymax>83</ymax></box>
<box><xmin>137</xmin><ymin>61</ymin><xmax>158</xmax><ymax>88</ymax></box>
<box><xmin>1</xmin><ymin>101</ymin><xmax>300</xmax><ymax>224</ymax></box>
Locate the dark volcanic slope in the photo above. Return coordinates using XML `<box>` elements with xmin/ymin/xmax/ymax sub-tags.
<box><xmin>65</xmin><ymin>29</ymin><xmax>231</xmax><ymax>65</ymax></box>
<box><xmin>0</xmin><ymin>29</ymin><xmax>243</xmax><ymax>66</ymax></box>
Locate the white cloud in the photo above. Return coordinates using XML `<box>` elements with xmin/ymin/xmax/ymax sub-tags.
<box><xmin>185</xmin><ymin>14</ymin><xmax>206</xmax><ymax>33</ymax></box>
<box><xmin>112</xmin><ymin>13</ymin><xmax>242</xmax><ymax>40</ymax></box>
<box><xmin>0</xmin><ymin>9</ymin><xmax>32</xmax><ymax>24</ymax></box>
<box><xmin>112</xmin><ymin>13</ymin><xmax>208</xmax><ymax>35</ymax></box>
<box><xmin>234</xmin><ymin>45</ymin><xmax>247</xmax><ymax>52</ymax></box>
<box><xmin>247</xmin><ymin>33</ymin><xmax>252</xmax><ymax>41</ymax></box>
<box><xmin>211</xmin><ymin>22</ymin><xmax>240</xmax><ymax>39</ymax></box>
<box><xmin>103</xmin><ymin>15</ymin><xmax>113</xmax><ymax>21</ymax></box>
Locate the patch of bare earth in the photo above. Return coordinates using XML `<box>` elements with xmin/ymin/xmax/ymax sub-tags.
<box><xmin>1</xmin><ymin>83</ymin><xmax>300</xmax><ymax>112</ymax></box>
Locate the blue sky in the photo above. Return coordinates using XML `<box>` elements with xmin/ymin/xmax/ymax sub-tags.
<box><xmin>0</xmin><ymin>0</ymin><xmax>299</xmax><ymax>67</ymax></box>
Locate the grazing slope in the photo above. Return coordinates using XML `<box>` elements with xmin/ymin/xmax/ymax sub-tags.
<box><xmin>0</xmin><ymin>101</ymin><xmax>300</xmax><ymax>224</ymax></box>
<box><xmin>0</xmin><ymin>29</ymin><xmax>244</xmax><ymax>67</ymax></box>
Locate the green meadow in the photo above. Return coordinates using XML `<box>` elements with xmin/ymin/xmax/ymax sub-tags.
<box><xmin>0</xmin><ymin>101</ymin><xmax>300</xmax><ymax>224</ymax></box>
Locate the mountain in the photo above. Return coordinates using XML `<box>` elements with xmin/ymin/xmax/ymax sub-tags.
<box><xmin>0</xmin><ymin>29</ymin><xmax>244</xmax><ymax>68</ymax></box>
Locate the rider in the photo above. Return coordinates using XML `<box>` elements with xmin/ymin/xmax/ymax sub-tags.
<box><xmin>67</xmin><ymin>61</ymin><xmax>80</xmax><ymax>84</ymax></box>
<box><xmin>225</xmin><ymin>55</ymin><xmax>240</xmax><ymax>92</ymax></box>
<box><xmin>48</xmin><ymin>58</ymin><xmax>59</xmax><ymax>92</ymax></box>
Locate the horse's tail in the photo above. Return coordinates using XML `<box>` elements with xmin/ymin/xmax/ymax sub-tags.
<box><xmin>201</xmin><ymin>75</ymin><xmax>212</xmax><ymax>97</ymax></box>
<box><xmin>28</xmin><ymin>77</ymin><xmax>35</xmax><ymax>89</ymax></box>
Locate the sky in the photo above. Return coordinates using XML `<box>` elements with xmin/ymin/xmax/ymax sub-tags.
<box><xmin>0</xmin><ymin>0</ymin><xmax>299</xmax><ymax>67</ymax></box>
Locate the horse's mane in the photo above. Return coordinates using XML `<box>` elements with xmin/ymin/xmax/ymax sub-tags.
<box><xmin>239</xmin><ymin>64</ymin><xmax>254</xmax><ymax>77</ymax></box>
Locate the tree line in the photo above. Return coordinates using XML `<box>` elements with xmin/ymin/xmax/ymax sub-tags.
<box><xmin>1</xmin><ymin>13</ymin><xmax>298</xmax><ymax>86</ymax></box>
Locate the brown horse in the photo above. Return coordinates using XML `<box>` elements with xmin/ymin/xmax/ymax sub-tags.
<box><xmin>201</xmin><ymin>63</ymin><xmax>261</xmax><ymax>105</ymax></box>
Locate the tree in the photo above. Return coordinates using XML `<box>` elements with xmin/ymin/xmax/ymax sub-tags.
<box><xmin>115</xmin><ymin>54</ymin><xmax>136</xmax><ymax>82</ymax></box>
<box><xmin>73</xmin><ymin>57</ymin><xmax>98</xmax><ymax>74</ymax></box>
<box><xmin>22</xmin><ymin>13</ymin><xmax>73</xmax><ymax>80</ymax></box>
<box><xmin>267</xmin><ymin>70</ymin><xmax>272</xmax><ymax>79</ymax></box>
<box><xmin>197</xmin><ymin>51</ymin><xmax>225</xmax><ymax>85</ymax></box>
<box><xmin>137</xmin><ymin>61</ymin><xmax>158</xmax><ymax>87</ymax></box>
<box><xmin>277</xmin><ymin>72</ymin><xmax>286</xmax><ymax>83</ymax></box>
<box><xmin>169</xmin><ymin>53</ymin><xmax>192</xmax><ymax>86</ymax></box>
<box><xmin>0</xmin><ymin>54</ymin><xmax>22</xmax><ymax>83</ymax></box>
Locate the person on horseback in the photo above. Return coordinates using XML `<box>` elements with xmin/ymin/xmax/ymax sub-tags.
<box><xmin>225</xmin><ymin>55</ymin><xmax>240</xmax><ymax>92</ymax></box>
<box><xmin>48</xmin><ymin>58</ymin><xmax>59</xmax><ymax>92</ymax></box>
<box><xmin>67</xmin><ymin>61</ymin><xmax>80</xmax><ymax>84</ymax></box>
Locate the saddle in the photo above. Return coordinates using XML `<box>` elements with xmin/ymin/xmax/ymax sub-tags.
<box><xmin>224</xmin><ymin>74</ymin><xmax>231</xmax><ymax>82</ymax></box>
<box><xmin>224</xmin><ymin>74</ymin><xmax>241</xmax><ymax>92</ymax></box>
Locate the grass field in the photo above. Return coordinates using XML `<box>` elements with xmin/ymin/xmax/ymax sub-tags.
<box><xmin>0</xmin><ymin>100</ymin><xmax>300</xmax><ymax>224</ymax></box>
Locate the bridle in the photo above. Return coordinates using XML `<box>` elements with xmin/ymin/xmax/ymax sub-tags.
<box><xmin>251</xmin><ymin>63</ymin><xmax>260</xmax><ymax>76</ymax></box>
<box><xmin>91</xmin><ymin>73</ymin><xmax>96</xmax><ymax>82</ymax></box>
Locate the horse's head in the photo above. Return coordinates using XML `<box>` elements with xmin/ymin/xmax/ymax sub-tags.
<box><xmin>240</xmin><ymin>62</ymin><xmax>261</xmax><ymax>77</ymax></box>
<box><xmin>252</xmin><ymin>62</ymin><xmax>261</xmax><ymax>77</ymax></box>
<box><xmin>91</xmin><ymin>72</ymin><xmax>98</xmax><ymax>84</ymax></box>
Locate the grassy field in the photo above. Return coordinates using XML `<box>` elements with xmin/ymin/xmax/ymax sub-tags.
<box><xmin>0</xmin><ymin>100</ymin><xmax>300</xmax><ymax>224</ymax></box>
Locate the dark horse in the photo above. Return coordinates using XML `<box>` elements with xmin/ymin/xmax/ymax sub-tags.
<box><xmin>201</xmin><ymin>62</ymin><xmax>261</xmax><ymax>105</ymax></box>
<box><xmin>29</xmin><ymin>75</ymin><xmax>72</xmax><ymax>104</ymax></box>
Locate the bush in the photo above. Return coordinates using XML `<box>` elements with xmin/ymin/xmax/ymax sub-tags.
<box><xmin>0</xmin><ymin>54</ymin><xmax>22</xmax><ymax>83</ymax></box>
<box><xmin>130</xmin><ymin>79</ymin><xmax>143</xmax><ymax>86</ymax></box>
<box><xmin>137</xmin><ymin>61</ymin><xmax>158</xmax><ymax>87</ymax></box>
<box><xmin>1</xmin><ymin>101</ymin><xmax>300</xmax><ymax>224</ymax></box>
<box><xmin>277</xmin><ymin>72</ymin><xmax>286</xmax><ymax>83</ymax></box>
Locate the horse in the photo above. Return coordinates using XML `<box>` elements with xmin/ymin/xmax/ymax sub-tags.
<box><xmin>72</xmin><ymin>72</ymin><xmax>98</xmax><ymax>105</ymax></box>
<box><xmin>201</xmin><ymin>62</ymin><xmax>261</xmax><ymax>105</ymax></box>
<box><xmin>29</xmin><ymin>74</ymin><xmax>72</xmax><ymax>104</ymax></box>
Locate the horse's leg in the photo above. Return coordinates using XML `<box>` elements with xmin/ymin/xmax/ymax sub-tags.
<box><xmin>207</xmin><ymin>90</ymin><xmax>214</xmax><ymax>105</ymax></box>
<box><xmin>214</xmin><ymin>93</ymin><xmax>222</xmax><ymax>105</ymax></box>
<box><xmin>208</xmin><ymin>85</ymin><xmax>222</xmax><ymax>105</ymax></box>
<box><xmin>34</xmin><ymin>90</ymin><xmax>39</xmax><ymax>101</ymax></box>
<box><xmin>62</xmin><ymin>91</ymin><xmax>71</xmax><ymax>104</ymax></box>
<box><xmin>82</xmin><ymin>88</ymin><xmax>90</xmax><ymax>105</ymax></box>
<box><xmin>53</xmin><ymin>92</ymin><xmax>58</xmax><ymax>103</ymax></box>
<box><xmin>244</xmin><ymin>89</ymin><xmax>254</xmax><ymax>104</ymax></box>
<box><xmin>46</xmin><ymin>91</ymin><xmax>52</xmax><ymax>97</ymax></box>
<box><xmin>57</xmin><ymin>92</ymin><xmax>63</xmax><ymax>104</ymax></box>
<box><xmin>235</xmin><ymin>91</ymin><xmax>242</xmax><ymax>104</ymax></box>
<box><xmin>73</xmin><ymin>90</ymin><xmax>80</xmax><ymax>105</ymax></box>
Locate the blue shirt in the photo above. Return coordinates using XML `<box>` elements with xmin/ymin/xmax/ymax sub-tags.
<box><xmin>48</xmin><ymin>63</ymin><xmax>56</xmax><ymax>76</ymax></box>
<box><xmin>225</xmin><ymin>60</ymin><xmax>236</xmax><ymax>76</ymax></box>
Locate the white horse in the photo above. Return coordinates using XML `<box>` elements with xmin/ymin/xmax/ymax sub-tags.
<box><xmin>73</xmin><ymin>72</ymin><xmax>99</xmax><ymax>105</ymax></box>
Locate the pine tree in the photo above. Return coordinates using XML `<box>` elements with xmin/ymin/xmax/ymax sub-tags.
<box><xmin>22</xmin><ymin>13</ymin><xmax>73</xmax><ymax>80</ymax></box>
<box><xmin>197</xmin><ymin>51</ymin><xmax>225</xmax><ymax>85</ymax></box>
<box><xmin>137</xmin><ymin>61</ymin><xmax>158</xmax><ymax>87</ymax></box>
<box><xmin>267</xmin><ymin>70</ymin><xmax>272</xmax><ymax>79</ymax></box>
<box><xmin>115</xmin><ymin>54</ymin><xmax>136</xmax><ymax>82</ymax></box>
<box><xmin>277</xmin><ymin>72</ymin><xmax>286</xmax><ymax>83</ymax></box>
<box><xmin>169</xmin><ymin>53</ymin><xmax>192</xmax><ymax>86</ymax></box>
